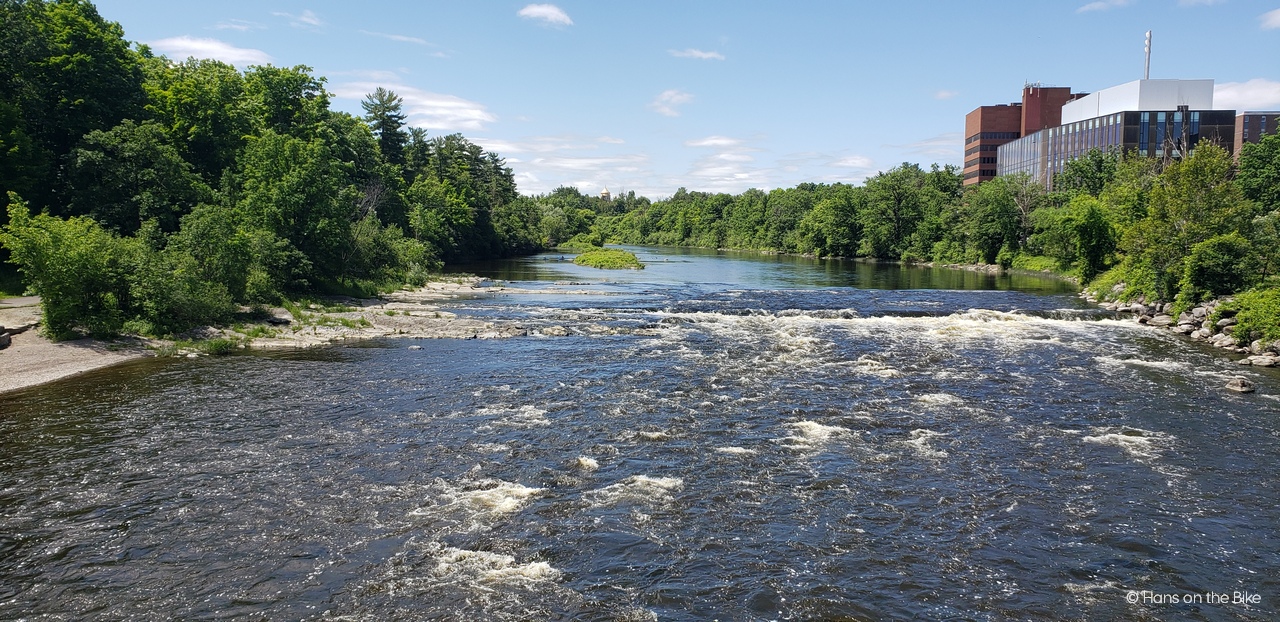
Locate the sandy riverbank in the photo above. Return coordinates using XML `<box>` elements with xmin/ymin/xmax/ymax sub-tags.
<box><xmin>0</xmin><ymin>296</ymin><xmax>151</xmax><ymax>394</ymax></box>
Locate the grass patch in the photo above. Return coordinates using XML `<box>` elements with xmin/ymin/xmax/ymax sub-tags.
<box><xmin>1010</xmin><ymin>254</ymin><xmax>1066</xmax><ymax>274</ymax></box>
<box><xmin>233</xmin><ymin>323</ymin><xmax>280</xmax><ymax>339</ymax></box>
<box><xmin>573</xmin><ymin>248</ymin><xmax>644</xmax><ymax>270</ymax></box>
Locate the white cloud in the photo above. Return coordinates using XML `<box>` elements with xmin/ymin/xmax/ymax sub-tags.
<box><xmin>472</xmin><ymin>136</ymin><xmax>599</xmax><ymax>154</ymax></box>
<box><xmin>1178</xmin><ymin>0</ymin><xmax>1224</xmax><ymax>4</ymax></box>
<box><xmin>1077</xmin><ymin>0</ymin><xmax>1132</xmax><ymax>12</ymax></box>
<box><xmin>331</xmin><ymin>82</ymin><xmax>496</xmax><ymax>131</ymax></box>
<box><xmin>934</xmin><ymin>89</ymin><xmax>959</xmax><ymax>100</ymax></box>
<box><xmin>273</xmin><ymin>10</ymin><xmax>323</xmax><ymax>29</ymax></box>
<box><xmin>684</xmin><ymin>135</ymin><xmax>742</xmax><ymax>148</ymax></box>
<box><xmin>360</xmin><ymin>30</ymin><xmax>429</xmax><ymax>45</ymax></box>
<box><xmin>597</xmin><ymin>136</ymin><xmax>625</xmax><ymax>144</ymax></box>
<box><xmin>531</xmin><ymin>154</ymin><xmax>648</xmax><ymax>172</ymax></box>
<box><xmin>832</xmin><ymin>155</ymin><xmax>874</xmax><ymax>169</ymax></box>
<box><xmin>211</xmin><ymin>19</ymin><xmax>264</xmax><ymax>32</ymax></box>
<box><xmin>887</xmin><ymin>132</ymin><xmax>963</xmax><ymax>162</ymax></box>
<box><xmin>1215</xmin><ymin>79</ymin><xmax>1280</xmax><ymax>110</ymax></box>
<box><xmin>518</xmin><ymin>4</ymin><xmax>573</xmax><ymax>26</ymax></box>
<box><xmin>669</xmin><ymin>48</ymin><xmax>725</xmax><ymax>61</ymax></box>
<box><xmin>149</xmin><ymin>36</ymin><xmax>272</xmax><ymax>65</ymax></box>
<box><xmin>650</xmin><ymin>90</ymin><xmax>694</xmax><ymax>117</ymax></box>
<box><xmin>1262</xmin><ymin>8</ymin><xmax>1280</xmax><ymax>29</ymax></box>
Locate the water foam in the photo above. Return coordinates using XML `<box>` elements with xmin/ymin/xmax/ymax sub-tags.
<box><xmin>714</xmin><ymin>446</ymin><xmax>757</xmax><ymax>455</ymax></box>
<box><xmin>433</xmin><ymin>547</ymin><xmax>561</xmax><ymax>586</ymax></box>
<box><xmin>586</xmin><ymin>475</ymin><xmax>684</xmax><ymax>507</ymax></box>
<box><xmin>477</xmin><ymin>404</ymin><xmax>551</xmax><ymax>427</ymax></box>
<box><xmin>897</xmin><ymin>428</ymin><xmax>949</xmax><ymax>458</ymax></box>
<box><xmin>1082</xmin><ymin>427</ymin><xmax>1172</xmax><ymax>461</ymax></box>
<box><xmin>780</xmin><ymin>421</ymin><xmax>855</xmax><ymax>449</ymax></box>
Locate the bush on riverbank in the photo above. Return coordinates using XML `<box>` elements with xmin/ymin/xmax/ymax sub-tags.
<box><xmin>573</xmin><ymin>248</ymin><xmax>643</xmax><ymax>270</ymax></box>
<box><xmin>1219</xmin><ymin>288</ymin><xmax>1280</xmax><ymax>345</ymax></box>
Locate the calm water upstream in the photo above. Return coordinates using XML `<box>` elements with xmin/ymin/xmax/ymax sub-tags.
<box><xmin>2</xmin><ymin>246</ymin><xmax>1278</xmax><ymax>621</ymax></box>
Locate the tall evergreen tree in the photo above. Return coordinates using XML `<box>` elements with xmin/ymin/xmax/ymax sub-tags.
<box><xmin>361</xmin><ymin>87</ymin><xmax>408</xmax><ymax>167</ymax></box>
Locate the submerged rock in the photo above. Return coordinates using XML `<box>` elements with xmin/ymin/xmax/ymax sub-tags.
<box><xmin>1225</xmin><ymin>378</ymin><xmax>1257</xmax><ymax>393</ymax></box>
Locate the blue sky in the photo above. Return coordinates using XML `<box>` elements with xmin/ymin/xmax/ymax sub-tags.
<box><xmin>97</xmin><ymin>0</ymin><xmax>1280</xmax><ymax>198</ymax></box>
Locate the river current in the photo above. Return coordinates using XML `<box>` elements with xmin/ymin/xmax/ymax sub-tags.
<box><xmin>1</xmin><ymin>246</ymin><xmax>1278</xmax><ymax>620</ymax></box>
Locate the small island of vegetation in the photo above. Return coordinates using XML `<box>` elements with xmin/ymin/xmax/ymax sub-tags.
<box><xmin>573</xmin><ymin>248</ymin><xmax>644</xmax><ymax>270</ymax></box>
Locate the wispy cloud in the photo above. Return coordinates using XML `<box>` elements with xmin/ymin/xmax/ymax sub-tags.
<box><xmin>518</xmin><ymin>4</ymin><xmax>573</xmax><ymax>27</ymax></box>
<box><xmin>669</xmin><ymin>48</ymin><xmax>725</xmax><ymax>61</ymax></box>
<box><xmin>211</xmin><ymin>19</ymin><xmax>264</xmax><ymax>32</ymax></box>
<box><xmin>650</xmin><ymin>89</ymin><xmax>694</xmax><ymax>117</ymax></box>
<box><xmin>1215</xmin><ymin>79</ymin><xmax>1280</xmax><ymax>110</ymax></box>
<box><xmin>886</xmin><ymin>132</ymin><xmax>963</xmax><ymax>162</ymax></box>
<box><xmin>273</xmin><ymin>9</ymin><xmax>323</xmax><ymax>30</ymax></box>
<box><xmin>472</xmin><ymin>136</ymin><xmax>601</xmax><ymax>154</ymax></box>
<box><xmin>331</xmin><ymin>81</ymin><xmax>496</xmax><ymax>131</ymax></box>
<box><xmin>597</xmin><ymin>136</ymin><xmax>625</xmax><ymax>144</ymax></box>
<box><xmin>149</xmin><ymin>36</ymin><xmax>272</xmax><ymax>65</ymax></box>
<box><xmin>832</xmin><ymin>155</ymin><xmax>874</xmax><ymax>169</ymax></box>
<box><xmin>1262</xmin><ymin>8</ymin><xmax>1280</xmax><ymax>29</ymax></box>
<box><xmin>1178</xmin><ymin>0</ymin><xmax>1224</xmax><ymax>5</ymax></box>
<box><xmin>685</xmin><ymin>136</ymin><xmax>742</xmax><ymax>148</ymax></box>
<box><xmin>934</xmin><ymin>89</ymin><xmax>959</xmax><ymax>100</ymax></box>
<box><xmin>1077</xmin><ymin>0</ymin><xmax>1132</xmax><ymax>12</ymax></box>
<box><xmin>360</xmin><ymin>30</ymin><xmax>429</xmax><ymax>45</ymax></box>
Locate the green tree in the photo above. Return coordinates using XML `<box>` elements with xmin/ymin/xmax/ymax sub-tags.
<box><xmin>143</xmin><ymin>57</ymin><xmax>250</xmax><ymax>181</ymax></box>
<box><xmin>232</xmin><ymin>130</ymin><xmax>352</xmax><ymax>284</ymax></box>
<box><xmin>361</xmin><ymin>87</ymin><xmax>408</xmax><ymax>167</ymax></box>
<box><xmin>242</xmin><ymin>64</ymin><xmax>329</xmax><ymax>138</ymax></box>
<box><xmin>65</xmin><ymin>119</ymin><xmax>213</xmax><ymax>233</ymax></box>
<box><xmin>1122</xmin><ymin>144</ymin><xmax>1254</xmax><ymax>300</ymax></box>
<box><xmin>1237</xmin><ymin>132</ymin><xmax>1280</xmax><ymax>213</ymax></box>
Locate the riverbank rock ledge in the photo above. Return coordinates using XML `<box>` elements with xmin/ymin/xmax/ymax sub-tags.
<box><xmin>1090</xmin><ymin>290</ymin><xmax>1280</xmax><ymax>387</ymax></box>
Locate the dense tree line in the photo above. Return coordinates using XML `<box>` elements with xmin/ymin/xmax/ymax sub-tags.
<box><xmin>0</xmin><ymin>0</ymin><xmax>543</xmax><ymax>338</ymax></box>
<box><xmin>548</xmin><ymin>139</ymin><xmax>1279</xmax><ymax>343</ymax></box>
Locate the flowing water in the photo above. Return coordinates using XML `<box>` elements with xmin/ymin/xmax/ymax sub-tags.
<box><xmin>2</xmin><ymin>246</ymin><xmax>1278</xmax><ymax>621</ymax></box>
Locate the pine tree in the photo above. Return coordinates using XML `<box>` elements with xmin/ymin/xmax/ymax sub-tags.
<box><xmin>361</xmin><ymin>87</ymin><xmax>407</xmax><ymax>167</ymax></box>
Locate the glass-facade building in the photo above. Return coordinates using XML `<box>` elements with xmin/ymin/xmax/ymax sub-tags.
<box><xmin>997</xmin><ymin>108</ymin><xmax>1235</xmax><ymax>188</ymax></box>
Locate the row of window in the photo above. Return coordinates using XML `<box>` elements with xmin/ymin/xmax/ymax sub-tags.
<box><xmin>964</xmin><ymin>144</ymin><xmax>1001</xmax><ymax>156</ymax></box>
<box><xmin>965</xmin><ymin>131</ymin><xmax>1019</xmax><ymax>144</ymax></box>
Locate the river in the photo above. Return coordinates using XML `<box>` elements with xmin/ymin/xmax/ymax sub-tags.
<box><xmin>1</xmin><ymin>246</ymin><xmax>1277</xmax><ymax>620</ymax></box>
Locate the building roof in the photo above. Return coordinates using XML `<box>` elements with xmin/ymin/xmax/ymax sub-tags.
<box><xmin>1061</xmin><ymin>79</ymin><xmax>1215</xmax><ymax>124</ymax></box>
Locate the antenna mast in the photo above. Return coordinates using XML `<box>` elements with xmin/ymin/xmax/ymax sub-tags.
<box><xmin>1143</xmin><ymin>31</ymin><xmax>1151</xmax><ymax>80</ymax></box>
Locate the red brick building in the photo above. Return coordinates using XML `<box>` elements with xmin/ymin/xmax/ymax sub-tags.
<box><xmin>963</xmin><ymin>85</ymin><xmax>1086</xmax><ymax>186</ymax></box>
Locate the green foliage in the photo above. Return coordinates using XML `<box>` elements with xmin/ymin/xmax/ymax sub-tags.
<box><xmin>1173</xmin><ymin>233</ymin><xmax>1255</xmax><ymax>313</ymax></box>
<box><xmin>1120</xmin><ymin>144</ymin><xmax>1254</xmax><ymax>301</ymax></box>
<box><xmin>142</xmin><ymin>57</ymin><xmax>250</xmax><ymax>181</ymax></box>
<box><xmin>1051</xmin><ymin>148</ymin><xmax>1119</xmax><ymax>199</ymax></box>
<box><xmin>1222</xmin><ymin>288</ymin><xmax>1280</xmax><ymax>345</ymax></box>
<box><xmin>2</xmin><ymin>193</ymin><xmax>134</xmax><ymax>338</ymax></box>
<box><xmin>1237</xmin><ymin>132</ymin><xmax>1280</xmax><ymax>213</ymax></box>
<box><xmin>66</xmin><ymin>119</ymin><xmax>213</xmax><ymax>233</ymax></box>
<box><xmin>362</xmin><ymin>87</ymin><xmax>407</xmax><ymax>166</ymax></box>
<box><xmin>557</xmin><ymin>231</ymin><xmax>604</xmax><ymax>251</ymax></box>
<box><xmin>573</xmin><ymin>248</ymin><xmax>643</xmax><ymax>270</ymax></box>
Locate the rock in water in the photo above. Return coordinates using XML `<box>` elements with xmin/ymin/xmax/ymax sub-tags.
<box><xmin>1225</xmin><ymin>378</ymin><xmax>1257</xmax><ymax>393</ymax></box>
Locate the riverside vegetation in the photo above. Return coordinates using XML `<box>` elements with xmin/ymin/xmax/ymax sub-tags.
<box><xmin>1</xmin><ymin>0</ymin><xmax>1278</xmax><ymax>349</ymax></box>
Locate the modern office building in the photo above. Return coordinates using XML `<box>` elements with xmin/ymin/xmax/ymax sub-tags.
<box><xmin>994</xmin><ymin>79</ymin><xmax>1237</xmax><ymax>188</ymax></box>
<box><xmin>963</xmin><ymin>85</ymin><xmax>1086</xmax><ymax>186</ymax></box>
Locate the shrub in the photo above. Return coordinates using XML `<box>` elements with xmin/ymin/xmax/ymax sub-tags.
<box><xmin>1</xmin><ymin>194</ymin><xmax>136</xmax><ymax>339</ymax></box>
<box><xmin>1220</xmin><ymin>288</ymin><xmax>1280</xmax><ymax>345</ymax></box>
<box><xmin>573</xmin><ymin>248</ymin><xmax>644</xmax><ymax>269</ymax></box>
